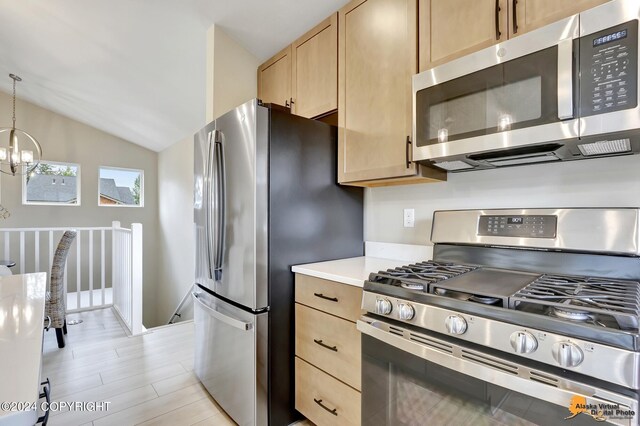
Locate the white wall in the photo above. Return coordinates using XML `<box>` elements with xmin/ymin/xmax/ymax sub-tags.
<box><xmin>206</xmin><ymin>25</ymin><xmax>261</xmax><ymax>121</ymax></box>
<box><xmin>0</xmin><ymin>90</ymin><xmax>160</xmax><ymax>327</ymax></box>
<box><xmin>157</xmin><ymin>136</ymin><xmax>194</xmax><ymax>324</ymax></box>
<box><xmin>365</xmin><ymin>154</ymin><xmax>640</xmax><ymax>246</ymax></box>
<box><xmin>156</xmin><ymin>26</ymin><xmax>259</xmax><ymax>324</ymax></box>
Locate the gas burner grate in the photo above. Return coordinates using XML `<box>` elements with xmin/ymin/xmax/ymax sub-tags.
<box><xmin>368</xmin><ymin>261</ymin><xmax>478</xmax><ymax>291</ymax></box>
<box><xmin>510</xmin><ymin>274</ymin><xmax>640</xmax><ymax>330</ymax></box>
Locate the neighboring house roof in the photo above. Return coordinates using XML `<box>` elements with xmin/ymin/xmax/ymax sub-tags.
<box><xmin>26</xmin><ymin>175</ymin><xmax>135</xmax><ymax>205</ymax></box>
<box><xmin>26</xmin><ymin>174</ymin><xmax>77</xmax><ymax>203</ymax></box>
<box><xmin>100</xmin><ymin>178</ymin><xmax>135</xmax><ymax>205</ymax></box>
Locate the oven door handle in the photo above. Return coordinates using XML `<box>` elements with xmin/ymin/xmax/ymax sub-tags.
<box><xmin>357</xmin><ymin>318</ymin><xmax>638</xmax><ymax>424</ymax></box>
<box><xmin>557</xmin><ymin>37</ymin><xmax>574</xmax><ymax>120</ymax></box>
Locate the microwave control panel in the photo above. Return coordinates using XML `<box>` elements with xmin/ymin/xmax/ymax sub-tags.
<box><xmin>580</xmin><ymin>20</ymin><xmax>638</xmax><ymax>117</ymax></box>
<box><xmin>478</xmin><ymin>215</ymin><xmax>557</xmax><ymax>238</ymax></box>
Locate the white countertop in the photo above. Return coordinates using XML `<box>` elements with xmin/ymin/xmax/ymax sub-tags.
<box><xmin>292</xmin><ymin>256</ymin><xmax>409</xmax><ymax>287</ymax></box>
<box><xmin>0</xmin><ymin>273</ymin><xmax>47</xmax><ymax>425</ymax></box>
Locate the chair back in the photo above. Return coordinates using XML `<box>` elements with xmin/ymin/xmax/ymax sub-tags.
<box><xmin>49</xmin><ymin>231</ymin><xmax>77</xmax><ymax>310</ymax></box>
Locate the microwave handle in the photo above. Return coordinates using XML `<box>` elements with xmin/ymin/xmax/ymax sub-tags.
<box><xmin>557</xmin><ymin>38</ymin><xmax>574</xmax><ymax>120</ymax></box>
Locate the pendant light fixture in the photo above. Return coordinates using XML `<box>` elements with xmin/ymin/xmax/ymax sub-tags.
<box><xmin>0</xmin><ymin>74</ymin><xmax>42</xmax><ymax>176</ymax></box>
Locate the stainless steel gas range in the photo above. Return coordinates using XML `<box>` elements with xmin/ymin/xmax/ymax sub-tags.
<box><xmin>359</xmin><ymin>209</ymin><xmax>640</xmax><ymax>426</ymax></box>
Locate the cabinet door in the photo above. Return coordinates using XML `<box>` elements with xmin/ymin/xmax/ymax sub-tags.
<box><xmin>419</xmin><ymin>0</ymin><xmax>508</xmax><ymax>71</ymax></box>
<box><xmin>292</xmin><ymin>14</ymin><xmax>338</xmax><ymax>119</ymax></box>
<box><xmin>510</xmin><ymin>0</ymin><xmax>609</xmax><ymax>37</ymax></box>
<box><xmin>338</xmin><ymin>0</ymin><xmax>420</xmax><ymax>183</ymax></box>
<box><xmin>257</xmin><ymin>46</ymin><xmax>291</xmax><ymax>107</ymax></box>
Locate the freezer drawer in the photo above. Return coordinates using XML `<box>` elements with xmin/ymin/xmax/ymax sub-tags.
<box><xmin>192</xmin><ymin>290</ymin><xmax>268</xmax><ymax>426</ymax></box>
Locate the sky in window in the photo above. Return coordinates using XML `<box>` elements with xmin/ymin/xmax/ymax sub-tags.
<box><xmin>100</xmin><ymin>168</ymin><xmax>141</xmax><ymax>189</ymax></box>
<box><xmin>34</xmin><ymin>162</ymin><xmax>78</xmax><ymax>176</ymax></box>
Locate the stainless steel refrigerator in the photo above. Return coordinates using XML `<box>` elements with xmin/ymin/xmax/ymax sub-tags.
<box><xmin>193</xmin><ymin>100</ymin><xmax>363</xmax><ymax>426</ymax></box>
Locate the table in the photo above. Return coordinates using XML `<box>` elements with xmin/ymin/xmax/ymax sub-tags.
<box><xmin>0</xmin><ymin>273</ymin><xmax>47</xmax><ymax>425</ymax></box>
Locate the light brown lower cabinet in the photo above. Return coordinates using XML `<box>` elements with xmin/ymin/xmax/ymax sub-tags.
<box><xmin>295</xmin><ymin>357</ymin><xmax>361</xmax><ymax>426</ymax></box>
<box><xmin>295</xmin><ymin>274</ymin><xmax>363</xmax><ymax>322</ymax></box>
<box><xmin>295</xmin><ymin>273</ymin><xmax>363</xmax><ymax>426</ymax></box>
<box><xmin>295</xmin><ymin>303</ymin><xmax>361</xmax><ymax>390</ymax></box>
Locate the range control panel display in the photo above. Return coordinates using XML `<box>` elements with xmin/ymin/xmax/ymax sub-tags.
<box><xmin>478</xmin><ymin>215</ymin><xmax>557</xmax><ymax>238</ymax></box>
<box><xmin>580</xmin><ymin>20</ymin><xmax>638</xmax><ymax>117</ymax></box>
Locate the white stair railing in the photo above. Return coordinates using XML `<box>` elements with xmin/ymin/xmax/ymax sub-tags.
<box><xmin>0</xmin><ymin>226</ymin><xmax>112</xmax><ymax>311</ymax></box>
<box><xmin>111</xmin><ymin>221</ymin><xmax>144</xmax><ymax>335</ymax></box>
<box><xmin>0</xmin><ymin>222</ymin><xmax>144</xmax><ymax>335</ymax></box>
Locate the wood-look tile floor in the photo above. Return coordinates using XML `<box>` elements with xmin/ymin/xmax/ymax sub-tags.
<box><xmin>42</xmin><ymin>308</ymin><xmax>235</xmax><ymax>426</ymax></box>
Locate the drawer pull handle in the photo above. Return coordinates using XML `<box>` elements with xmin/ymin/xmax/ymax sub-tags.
<box><xmin>314</xmin><ymin>339</ymin><xmax>338</xmax><ymax>352</ymax></box>
<box><xmin>495</xmin><ymin>0</ymin><xmax>501</xmax><ymax>40</ymax></box>
<box><xmin>313</xmin><ymin>293</ymin><xmax>338</xmax><ymax>302</ymax></box>
<box><xmin>314</xmin><ymin>398</ymin><xmax>338</xmax><ymax>416</ymax></box>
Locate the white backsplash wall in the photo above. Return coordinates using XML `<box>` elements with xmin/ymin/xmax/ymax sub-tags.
<box><xmin>364</xmin><ymin>154</ymin><xmax>640</xmax><ymax>246</ymax></box>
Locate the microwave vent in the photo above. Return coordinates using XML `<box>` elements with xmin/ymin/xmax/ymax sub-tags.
<box><xmin>433</xmin><ymin>160</ymin><xmax>474</xmax><ymax>171</ymax></box>
<box><xmin>578</xmin><ymin>139</ymin><xmax>631</xmax><ymax>156</ymax></box>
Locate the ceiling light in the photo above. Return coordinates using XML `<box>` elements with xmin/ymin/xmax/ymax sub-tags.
<box><xmin>0</xmin><ymin>74</ymin><xmax>42</xmax><ymax>176</ymax></box>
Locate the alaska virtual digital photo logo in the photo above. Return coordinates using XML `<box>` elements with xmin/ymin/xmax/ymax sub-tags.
<box><xmin>565</xmin><ymin>395</ymin><xmax>636</xmax><ymax>423</ymax></box>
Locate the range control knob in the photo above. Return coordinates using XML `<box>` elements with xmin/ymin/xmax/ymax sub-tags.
<box><xmin>552</xmin><ymin>341</ymin><xmax>584</xmax><ymax>368</ymax></box>
<box><xmin>374</xmin><ymin>298</ymin><xmax>392</xmax><ymax>315</ymax></box>
<box><xmin>510</xmin><ymin>331</ymin><xmax>538</xmax><ymax>354</ymax></box>
<box><xmin>444</xmin><ymin>315</ymin><xmax>467</xmax><ymax>335</ymax></box>
<box><xmin>397</xmin><ymin>303</ymin><xmax>415</xmax><ymax>321</ymax></box>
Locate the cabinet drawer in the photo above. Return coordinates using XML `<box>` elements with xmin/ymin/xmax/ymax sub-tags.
<box><xmin>295</xmin><ymin>357</ymin><xmax>361</xmax><ymax>426</ymax></box>
<box><xmin>295</xmin><ymin>303</ymin><xmax>361</xmax><ymax>390</ymax></box>
<box><xmin>295</xmin><ymin>274</ymin><xmax>363</xmax><ymax>322</ymax></box>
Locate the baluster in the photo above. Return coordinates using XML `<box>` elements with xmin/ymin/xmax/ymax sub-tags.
<box><xmin>76</xmin><ymin>231</ymin><xmax>81</xmax><ymax>310</ymax></box>
<box><xmin>4</xmin><ymin>232</ymin><xmax>9</xmax><ymax>264</ymax></box>
<box><xmin>48</xmin><ymin>231</ymin><xmax>53</xmax><ymax>277</ymax></box>
<box><xmin>89</xmin><ymin>230</ymin><xmax>94</xmax><ymax>308</ymax></box>
<box><xmin>101</xmin><ymin>229</ymin><xmax>105</xmax><ymax>306</ymax></box>
<box><xmin>64</xmin><ymin>260</ymin><xmax>68</xmax><ymax>308</ymax></box>
<box><xmin>34</xmin><ymin>231</ymin><xmax>40</xmax><ymax>272</ymax></box>
<box><xmin>19</xmin><ymin>231</ymin><xmax>25</xmax><ymax>274</ymax></box>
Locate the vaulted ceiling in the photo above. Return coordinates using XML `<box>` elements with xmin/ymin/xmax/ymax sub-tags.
<box><xmin>0</xmin><ymin>0</ymin><xmax>349</xmax><ymax>151</ymax></box>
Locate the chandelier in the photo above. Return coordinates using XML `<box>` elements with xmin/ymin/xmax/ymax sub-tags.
<box><xmin>0</xmin><ymin>74</ymin><xmax>42</xmax><ymax>176</ymax></box>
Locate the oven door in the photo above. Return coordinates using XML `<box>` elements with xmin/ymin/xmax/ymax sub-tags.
<box><xmin>412</xmin><ymin>15</ymin><xmax>579</xmax><ymax>170</ymax></box>
<box><xmin>359</xmin><ymin>318</ymin><xmax>639</xmax><ymax>426</ymax></box>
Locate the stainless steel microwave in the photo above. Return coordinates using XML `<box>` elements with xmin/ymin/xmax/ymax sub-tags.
<box><xmin>412</xmin><ymin>0</ymin><xmax>640</xmax><ymax>171</ymax></box>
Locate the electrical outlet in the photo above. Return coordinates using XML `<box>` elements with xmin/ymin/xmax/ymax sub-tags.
<box><xmin>403</xmin><ymin>209</ymin><xmax>415</xmax><ymax>228</ymax></box>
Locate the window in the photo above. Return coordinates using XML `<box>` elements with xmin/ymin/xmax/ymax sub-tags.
<box><xmin>23</xmin><ymin>161</ymin><xmax>81</xmax><ymax>206</ymax></box>
<box><xmin>99</xmin><ymin>167</ymin><xmax>144</xmax><ymax>207</ymax></box>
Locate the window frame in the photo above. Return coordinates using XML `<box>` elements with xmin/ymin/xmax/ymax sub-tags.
<box><xmin>98</xmin><ymin>166</ymin><xmax>145</xmax><ymax>208</ymax></box>
<box><xmin>22</xmin><ymin>160</ymin><xmax>82</xmax><ymax>207</ymax></box>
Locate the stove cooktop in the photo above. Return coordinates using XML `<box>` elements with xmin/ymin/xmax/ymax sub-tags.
<box><xmin>367</xmin><ymin>260</ymin><xmax>478</xmax><ymax>291</ymax></box>
<box><xmin>367</xmin><ymin>261</ymin><xmax>640</xmax><ymax>333</ymax></box>
<box><xmin>511</xmin><ymin>274</ymin><xmax>640</xmax><ymax>331</ymax></box>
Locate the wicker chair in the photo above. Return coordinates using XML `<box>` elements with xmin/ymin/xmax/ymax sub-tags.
<box><xmin>45</xmin><ymin>231</ymin><xmax>76</xmax><ymax>348</ymax></box>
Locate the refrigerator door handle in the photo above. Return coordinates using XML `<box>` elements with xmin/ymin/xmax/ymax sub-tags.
<box><xmin>205</xmin><ymin>131</ymin><xmax>215</xmax><ymax>280</ymax></box>
<box><xmin>213</xmin><ymin>130</ymin><xmax>226</xmax><ymax>281</ymax></box>
<box><xmin>192</xmin><ymin>292</ymin><xmax>253</xmax><ymax>331</ymax></box>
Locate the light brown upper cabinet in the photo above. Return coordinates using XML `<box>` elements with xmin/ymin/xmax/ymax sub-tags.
<box><xmin>257</xmin><ymin>46</ymin><xmax>292</xmax><ymax>107</ymax></box>
<box><xmin>291</xmin><ymin>14</ymin><xmax>338</xmax><ymax>119</ymax></box>
<box><xmin>338</xmin><ymin>0</ymin><xmax>446</xmax><ymax>186</ymax></box>
<box><xmin>258</xmin><ymin>14</ymin><xmax>338</xmax><ymax>118</ymax></box>
<box><xmin>509</xmin><ymin>0</ymin><xmax>610</xmax><ymax>37</ymax></box>
<box><xmin>420</xmin><ymin>0</ymin><xmax>610</xmax><ymax>71</ymax></box>
<box><xmin>420</xmin><ymin>0</ymin><xmax>508</xmax><ymax>71</ymax></box>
